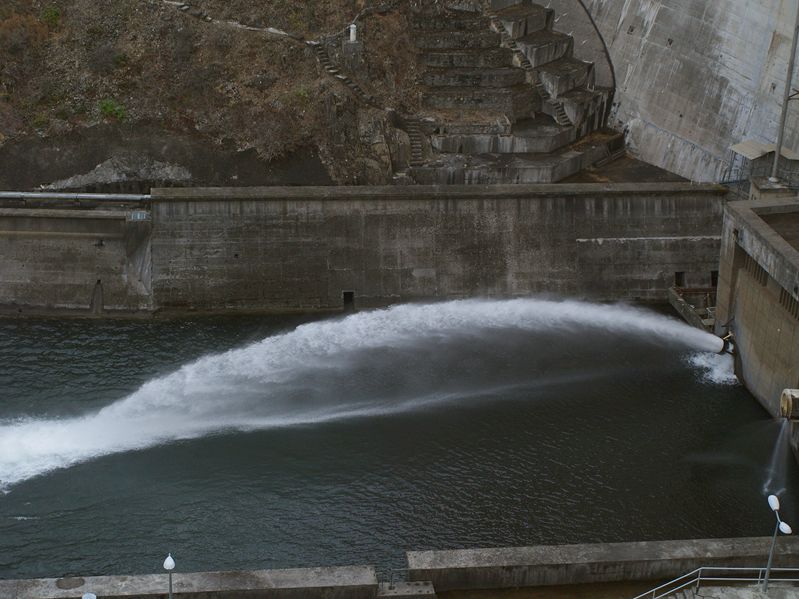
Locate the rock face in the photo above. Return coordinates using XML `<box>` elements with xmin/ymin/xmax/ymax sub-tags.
<box><xmin>0</xmin><ymin>0</ymin><xmax>621</xmax><ymax>189</ymax></box>
<box><xmin>0</xmin><ymin>0</ymin><xmax>418</xmax><ymax>189</ymax></box>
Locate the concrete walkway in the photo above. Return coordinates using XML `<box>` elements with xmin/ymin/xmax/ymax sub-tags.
<box><xmin>440</xmin><ymin>582</ymin><xmax>799</xmax><ymax>598</ymax></box>
<box><xmin>696</xmin><ymin>585</ymin><xmax>799</xmax><ymax>598</ymax></box>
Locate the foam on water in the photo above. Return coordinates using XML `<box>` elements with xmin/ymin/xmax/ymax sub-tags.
<box><xmin>686</xmin><ymin>351</ymin><xmax>739</xmax><ymax>385</ymax></box>
<box><xmin>0</xmin><ymin>299</ymin><xmax>723</xmax><ymax>490</ymax></box>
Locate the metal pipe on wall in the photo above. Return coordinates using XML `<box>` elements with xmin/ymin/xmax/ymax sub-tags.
<box><xmin>771</xmin><ymin>0</ymin><xmax>799</xmax><ymax>182</ymax></box>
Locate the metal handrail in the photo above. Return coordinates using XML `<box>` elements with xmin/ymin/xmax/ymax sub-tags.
<box><xmin>631</xmin><ymin>566</ymin><xmax>799</xmax><ymax>599</ymax></box>
<box><xmin>0</xmin><ymin>192</ymin><xmax>150</xmax><ymax>201</ymax></box>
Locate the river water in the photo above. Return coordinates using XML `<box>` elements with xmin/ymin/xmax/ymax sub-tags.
<box><xmin>0</xmin><ymin>299</ymin><xmax>794</xmax><ymax>580</ymax></box>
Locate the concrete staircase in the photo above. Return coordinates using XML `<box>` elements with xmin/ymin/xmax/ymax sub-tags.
<box><xmin>408</xmin><ymin>0</ymin><xmax>617</xmax><ymax>184</ymax></box>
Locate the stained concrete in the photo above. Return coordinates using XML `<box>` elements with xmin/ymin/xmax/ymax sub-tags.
<box><xmin>0</xmin><ymin>207</ymin><xmax>152</xmax><ymax>315</ymax></box>
<box><xmin>714</xmin><ymin>199</ymin><xmax>799</xmax><ymax>417</ymax></box>
<box><xmin>149</xmin><ymin>182</ymin><xmax>725</xmax><ymax>313</ymax></box>
<box><xmin>407</xmin><ymin>537</ymin><xmax>799</xmax><ymax>592</ymax></box>
<box><xmin>0</xmin><ymin>565</ymin><xmax>378</xmax><ymax>599</ymax></box>
<box><xmin>582</xmin><ymin>0</ymin><xmax>799</xmax><ymax>183</ymax></box>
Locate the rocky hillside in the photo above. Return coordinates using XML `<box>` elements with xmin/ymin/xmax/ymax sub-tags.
<box><xmin>0</xmin><ymin>0</ymin><xmax>421</xmax><ymax>189</ymax></box>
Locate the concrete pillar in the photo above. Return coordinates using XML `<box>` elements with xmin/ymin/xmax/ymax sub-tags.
<box><xmin>342</xmin><ymin>29</ymin><xmax>364</xmax><ymax>73</ymax></box>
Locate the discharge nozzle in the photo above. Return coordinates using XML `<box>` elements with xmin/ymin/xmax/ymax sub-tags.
<box><xmin>718</xmin><ymin>332</ymin><xmax>734</xmax><ymax>355</ymax></box>
<box><xmin>780</xmin><ymin>389</ymin><xmax>799</xmax><ymax>420</ymax></box>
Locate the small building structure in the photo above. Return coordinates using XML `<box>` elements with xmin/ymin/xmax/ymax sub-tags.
<box><xmin>715</xmin><ymin>197</ymin><xmax>799</xmax><ymax>456</ymax></box>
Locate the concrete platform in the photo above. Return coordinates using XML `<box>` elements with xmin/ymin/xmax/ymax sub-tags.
<box><xmin>410</xmin><ymin>131</ymin><xmax>618</xmax><ymax>184</ymax></box>
<box><xmin>378</xmin><ymin>580</ymin><xmax>437</xmax><ymax>597</ymax></box>
<box><xmin>515</xmin><ymin>30</ymin><xmax>573</xmax><ymax>67</ymax></box>
<box><xmin>536</xmin><ymin>56</ymin><xmax>594</xmax><ymax>98</ymax></box>
<box><xmin>494</xmin><ymin>3</ymin><xmax>552</xmax><ymax>38</ymax></box>
<box><xmin>420</xmin><ymin>48</ymin><xmax>513</xmax><ymax>69</ymax></box>
<box><xmin>0</xmin><ymin>565</ymin><xmax>378</xmax><ymax>599</ymax></box>
<box><xmin>420</xmin><ymin>84</ymin><xmax>538</xmax><ymax>119</ymax></box>
<box><xmin>414</xmin><ymin>31</ymin><xmax>501</xmax><ymax>50</ymax></box>
<box><xmin>562</xmin><ymin>155</ymin><xmax>686</xmax><ymax>183</ymax></box>
<box><xmin>421</xmin><ymin>66</ymin><xmax>526</xmax><ymax>88</ymax></box>
<box><xmin>430</xmin><ymin>116</ymin><xmax>576</xmax><ymax>154</ymax></box>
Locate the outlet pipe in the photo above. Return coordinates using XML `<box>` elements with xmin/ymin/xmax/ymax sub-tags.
<box><xmin>718</xmin><ymin>332</ymin><xmax>735</xmax><ymax>355</ymax></box>
<box><xmin>780</xmin><ymin>389</ymin><xmax>799</xmax><ymax>420</ymax></box>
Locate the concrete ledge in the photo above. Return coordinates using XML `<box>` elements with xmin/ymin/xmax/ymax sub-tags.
<box><xmin>0</xmin><ymin>565</ymin><xmax>378</xmax><ymax>599</ymax></box>
<box><xmin>407</xmin><ymin>537</ymin><xmax>799</xmax><ymax>591</ymax></box>
<box><xmin>151</xmin><ymin>182</ymin><xmax>727</xmax><ymax>202</ymax></box>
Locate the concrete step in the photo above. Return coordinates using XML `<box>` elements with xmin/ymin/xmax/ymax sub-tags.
<box><xmin>421</xmin><ymin>67</ymin><xmax>526</xmax><ymax>87</ymax></box>
<box><xmin>415</xmin><ymin>30</ymin><xmax>501</xmax><ymax>50</ymax></box>
<box><xmin>419</xmin><ymin>108</ymin><xmax>513</xmax><ymax>135</ymax></box>
<box><xmin>494</xmin><ymin>3</ymin><xmax>552</xmax><ymax>38</ymax></box>
<box><xmin>430</xmin><ymin>116</ymin><xmax>576</xmax><ymax>153</ymax></box>
<box><xmin>421</xmin><ymin>85</ymin><xmax>539</xmax><ymax>120</ymax></box>
<box><xmin>556</xmin><ymin>86</ymin><xmax>611</xmax><ymax>131</ymax></box>
<box><xmin>536</xmin><ymin>56</ymin><xmax>594</xmax><ymax>98</ymax></box>
<box><xmin>377</xmin><ymin>581</ymin><xmax>437</xmax><ymax>598</ymax></box>
<box><xmin>420</xmin><ymin>48</ymin><xmax>513</xmax><ymax>68</ymax></box>
<box><xmin>411</xmin><ymin>14</ymin><xmax>490</xmax><ymax>31</ymax></box>
<box><xmin>409</xmin><ymin>131</ymin><xmax>620</xmax><ymax>184</ymax></box>
<box><xmin>515</xmin><ymin>30</ymin><xmax>573</xmax><ymax>67</ymax></box>
<box><xmin>491</xmin><ymin>0</ymin><xmax>531</xmax><ymax>11</ymax></box>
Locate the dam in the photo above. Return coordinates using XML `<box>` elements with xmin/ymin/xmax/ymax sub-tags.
<box><xmin>2</xmin><ymin>0</ymin><xmax>799</xmax><ymax>595</ymax></box>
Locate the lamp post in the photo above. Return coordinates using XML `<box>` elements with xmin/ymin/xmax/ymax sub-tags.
<box><xmin>763</xmin><ymin>494</ymin><xmax>793</xmax><ymax>592</ymax></box>
<box><xmin>163</xmin><ymin>553</ymin><xmax>176</xmax><ymax>599</ymax></box>
<box><xmin>771</xmin><ymin>0</ymin><xmax>799</xmax><ymax>182</ymax></box>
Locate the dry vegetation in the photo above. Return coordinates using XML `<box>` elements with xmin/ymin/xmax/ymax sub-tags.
<box><xmin>0</xmin><ymin>0</ymin><xmax>420</xmax><ymax>181</ymax></box>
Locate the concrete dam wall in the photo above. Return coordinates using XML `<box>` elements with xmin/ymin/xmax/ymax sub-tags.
<box><xmin>0</xmin><ymin>207</ymin><xmax>152</xmax><ymax>315</ymax></box>
<box><xmin>584</xmin><ymin>0</ymin><xmax>799</xmax><ymax>182</ymax></box>
<box><xmin>0</xmin><ymin>184</ymin><xmax>726</xmax><ymax>315</ymax></box>
<box><xmin>150</xmin><ymin>184</ymin><xmax>725</xmax><ymax>312</ymax></box>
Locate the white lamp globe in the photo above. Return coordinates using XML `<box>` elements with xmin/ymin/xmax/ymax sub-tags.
<box><xmin>780</xmin><ymin>522</ymin><xmax>793</xmax><ymax>535</ymax></box>
<box><xmin>164</xmin><ymin>553</ymin><xmax>176</xmax><ymax>571</ymax></box>
<box><xmin>768</xmin><ymin>495</ymin><xmax>781</xmax><ymax>512</ymax></box>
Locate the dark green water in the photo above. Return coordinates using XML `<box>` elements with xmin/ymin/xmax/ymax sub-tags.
<box><xmin>0</xmin><ymin>299</ymin><xmax>794</xmax><ymax>581</ymax></box>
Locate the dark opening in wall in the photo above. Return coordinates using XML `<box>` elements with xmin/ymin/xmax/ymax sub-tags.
<box><xmin>711</xmin><ymin>270</ymin><xmax>719</xmax><ymax>287</ymax></box>
<box><xmin>674</xmin><ymin>271</ymin><xmax>686</xmax><ymax>287</ymax></box>
<box><xmin>342</xmin><ymin>291</ymin><xmax>355</xmax><ymax>311</ymax></box>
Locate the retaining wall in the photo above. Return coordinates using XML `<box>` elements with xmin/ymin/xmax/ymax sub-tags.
<box><xmin>150</xmin><ymin>183</ymin><xmax>726</xmax><ymax>312</ymax></box>
<box><xmin>0</xmin><ymin>207</ymin><xmax>152</xmax><ymax>315</ymax></box>
<box><xmin>0</xmin><ymin>565</ymin><xmax>378</xmax><ymax>599</ymax></box>
<box><xmin>406</xmin><ymin>537</ymin><xmax>799</xmax><ymax>591</ymax></box>
<box><xmin>714</xmin><ymin>199</ymin><xmax>799</xmax><ymax>417</ymax></box>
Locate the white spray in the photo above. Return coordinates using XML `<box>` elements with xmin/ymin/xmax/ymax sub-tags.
<box><xmin>0</xmin><ymin>299</ymin><xmax>724</xmax><ymax>490</ymax></box>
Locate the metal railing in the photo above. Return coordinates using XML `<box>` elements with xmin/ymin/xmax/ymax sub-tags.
<box><xmin>631</xmin><ymin>566</ymin><xmax>799</xmax><ymax>599</ymax></box>
<box><xmin>376</xmin><ymin>567</ymin><xmax>409</xmax><ymax>589</ymax></box>
<box><xmin>0</xmin><ymin>191</ymin><xmax>150</xmax><ymax>202</ymax></box>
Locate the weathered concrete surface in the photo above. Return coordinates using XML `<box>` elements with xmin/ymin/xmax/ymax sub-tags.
<box><xmin>407</xmin><ymin>537</ymin><xmax>799</xmax><ymax>591</ymax></box>
<box><xmin>714</xmin><ymin>199</ymin><xmax>799</xmax><ymax>417</ymax></box>
<box><xmin>583</xmin><ymin>0</ymin><xmax>799</xmax><ymax>182</ymax></box>
<box><xmin>541</xmin><ymin>0</ymin><xmax>615</xmax><ymax>91</ymax></box>
<box><xmin>149</xmin><ymin>183</ymin><xmax>726</xmax><ymax>312</ymax></box>
<box><xmin>0</xmin><ymin>565</ymin><xmax>377</xmax><ymax>599</ymax></box>
<box><xmin>714</xmin><ymin>198</ymin><xmax>799</xmax><ymax>467</ymax></box>
<box><xmin>0</xmin><ymin>207</ymin><xmax>152</xmax><ymax>315</ymax></box>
